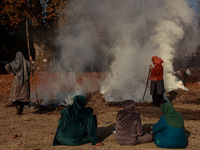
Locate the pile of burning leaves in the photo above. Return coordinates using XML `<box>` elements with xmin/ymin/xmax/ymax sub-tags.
<box><xmin>1</xmin><ymin>71</ymin><xmax>200</xmax><ymax>114</ymax></box>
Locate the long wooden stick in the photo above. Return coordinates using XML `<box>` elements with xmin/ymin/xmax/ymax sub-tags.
<box><xmin>26</xmin><ymin>20</ymin><xmax>31</xmax><ymax>57</ymax></box>
<box><xmin>26</xmin><ymin>19</ymin><xmax>39</xmax><ymax>104</ymax></box>
<box><xmin>142</xmin><ymin>68</ymin><xmax>151</xmax><ymax>101</ymax></box>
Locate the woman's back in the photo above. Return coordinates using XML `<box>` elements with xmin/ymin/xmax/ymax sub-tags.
<box><xmin>53</xmin><ymin>95</ymin><xmax>99</xmax><ymax>146</ymax></box>
<box><xmin>153</xmin><ymin>102</ymin><xmax>187</xmax><ymax>148</ymax></box>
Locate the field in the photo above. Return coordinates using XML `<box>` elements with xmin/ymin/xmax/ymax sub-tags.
<box><xmin>0</xmin><ymin>71</ymin><xmax>200</xmax><ymax>150</ymax></box>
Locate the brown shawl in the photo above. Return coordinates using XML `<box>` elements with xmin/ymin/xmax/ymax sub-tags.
<box><xmin>115</xmin><ymin>100</ymin><xmax>144</xmax><ymax>145</ymax></box>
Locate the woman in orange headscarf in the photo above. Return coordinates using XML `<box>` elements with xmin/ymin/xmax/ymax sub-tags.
<box><xmin>149</xmin><ymin>56</ymin><xmax>164</xmax><ymax>107</ymax></box>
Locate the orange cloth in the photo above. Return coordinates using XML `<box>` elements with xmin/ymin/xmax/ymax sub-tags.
<box><xmin>150</xmin><ymin>56</ymin><xmax>164</xmax><ymax>81</ymax></box>
<box><xmin>155</xmin><ymin>57</ymin><xmax>164</xmax><ymax>64</ymax></box>
<box><xmin>152</xmin><ymin>56</ymin><xmax>164</xmax><ymax>65</ymax></box>
<box><xmin>152</xmin><ymin>56</ymin><xmax>158</xmax><ymax>61</ymax></box>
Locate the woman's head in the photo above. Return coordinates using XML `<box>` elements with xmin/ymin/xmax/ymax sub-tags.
<box><xmin>161</xmin><ymin>102</ymin><xmax>175</xmax><ymax>115</ymax></box>
<box><xmin>151</xmin><ymin>56</ymin><xmax>164</xmax><ymax>65</ymax></box>
<box><xmin>64</xmin><ymin>95</ymin><xmax>87</xmax><ymax>127</ymax></box>
<box><xmin>120</xmin><ymin>100</ymin><xmax>135</xmax><ymax>110</ymax></box>
<box><xmin>151</xmin><ymin>56</ymin><xmax>158</xmax><ymax>62</ymax></box>
<box><xmin>160</xmin><ymin>101</ymin><xmax>184</xmax><ymax>128</ymax></box>
<box><xmin>73</xmin><ymin>95</ymin><xmax>86</xmax><ymax>109</ymax></box>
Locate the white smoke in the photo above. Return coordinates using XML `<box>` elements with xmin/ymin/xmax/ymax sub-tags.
<box><xmin>150</xmin><ymin>20</ymin><xmax>187</xmax><ymax>91</ymax></box>
<box><xmin>100</xmin><ymin>0</ymin><xmax>199</xmax><ymax>102</ymax></box>
<box><xmin>36</xmin><ymin>0</ymin><xmax>199</xmax><ymax>104</ymax></box>
<box><xmin>31</xmin><ymin>70</ymin><xmax>82</xmax><ymax>106</ymax></box>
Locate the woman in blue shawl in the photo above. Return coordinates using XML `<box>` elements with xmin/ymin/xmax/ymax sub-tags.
<box><xmin>53</xmin><ymin>95</ymin><xmax>102</xmax><ymax>146</ymax></box>
<box><xmin>153</xmin><ymin>102</ymin><xmax>187</xmax><ymax>148</ymax></box>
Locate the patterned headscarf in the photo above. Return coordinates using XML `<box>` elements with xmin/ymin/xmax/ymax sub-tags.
<box><xmin>152</xmin><ymin>56</ymin><xmax>164</xmax><ymax>64</ymax></box>
<box><xmin>151</xmin><ymin>56</ymin><xmax>158</xmax><ymax>61</ymax></box>
<box><xmin>9</xmin><ymin>52</ymin><xmax>31</xmax><ymax>85</ymax></box>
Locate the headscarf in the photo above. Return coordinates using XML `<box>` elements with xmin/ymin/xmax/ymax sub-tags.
<box><xmin>152</xmin><ymin>56</ymin><xmax>158</xmax><ymax>61</ymax></box>
<box><xmin>116</xmin><ymin>100</ymin><xmax>141</xmax><ymax>135</ymax></box>
<box><xmin>161</xmin><ymin>102</ymin><xmax>184</xmax><ymax>128</ymax></box>
<box><xmin>117</xmin><ymin>100</ymin><xmax>137</xmax><ymax>126</ymax></box>
<box><xmin>66</xmin><ymin>95</ymin><xmax>86</xmax><ymax>126</ymax></box>
<box><xmin>120</xmin><ymin>100</ymin><xmax>135</xmax><ymax>111</ymax></box>
<box><xmin>151</xmin><ymin>56</ymin><xmax>164</xmax><ymax>64</ymax></box>
<box><xmin>9</xmin><ymin>52</ymin><xmax>30</xmax><ymax>85</ymax></box>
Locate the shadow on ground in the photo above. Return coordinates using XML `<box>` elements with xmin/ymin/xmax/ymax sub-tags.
<box><xmin>32</xmin><ymin>105</ymin><xmax>58</xmax><ymax>114</ymax></box>
<box><xmin>182</xmin><ymin>98</ymin><xmax>200</xmax><ymax>105</ymax></box>
<box><xmin>142</xmin><ymin>123</ymin><xmax>154</xmax><ymax>133</ymax></box>
<box><xmin>136</xmin><ymin>107</ymin><xmax>162</xmax><ymax>119</ymax></box>
<box><xmin>136</xmin><ymin>106</ymin><xmax>200</xmax><ymax>120</ymax></box>
<box><xmin>97</xmin><ymin>123</ymin><xmax>116</xmax><ymax>142</ymax></box>
<box><xmin>176</xmin><ymin>108</ymin><xmax>200</xmax><ymax>120</ymax></box>
<box><xmin>184</xmin><ymin>128</ymin><xmax>191</xmax><ymax>144</ymax></box>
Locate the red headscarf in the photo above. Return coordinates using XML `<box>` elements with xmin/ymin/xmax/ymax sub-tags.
<box><xmin>151</xmin><ymin>56</ymin><xmax>158</xmax><ymax>61</ymax></box>
<box><xmin>151</xmin><ymin>56</ymin><xmax>164</xmax><ymax>64</ymax></box>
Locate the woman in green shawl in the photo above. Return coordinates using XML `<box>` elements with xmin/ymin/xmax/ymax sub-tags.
<box><xmin>152</xmin><ymin>102</ymin><xmax>187</xmax><ymax>148</ymax></box>
<box><xmin>53</xmin><ymin>95</ymin><xmax>103</xmax><ymax>146</ymax></box>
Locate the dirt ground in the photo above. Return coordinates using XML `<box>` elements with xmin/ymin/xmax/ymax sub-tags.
<box><xmin>0</xmin><ymin>71</ymin><xmax>200</xmax><ymax>150</ymax></box>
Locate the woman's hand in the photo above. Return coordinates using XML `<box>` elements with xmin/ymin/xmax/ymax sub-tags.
<box><xmin>29</xmin><ymin>56</ymin><xmax>33</xmax><ymax>62</ymax></box>
<box><xmin>149</xmin><ymin>77</ymin><xmax>157</xmax><ymax>81</ymax></box>
<box><xmin>95</xmin><ymin>142</ymin><xmax>103</xmax><ymax>146</ymax></box>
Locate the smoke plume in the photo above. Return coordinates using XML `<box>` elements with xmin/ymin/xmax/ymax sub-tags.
<box><xmin>36</xmin><ymin>0</ymin><xmax>199</xmax><ymax>104</ymax></box>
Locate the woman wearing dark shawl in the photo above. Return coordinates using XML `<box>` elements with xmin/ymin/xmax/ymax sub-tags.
<box><xmin>153</xmin><ymin>102</ymin><xmax>187</xmax><ymax>148</ymax></box>
<box><xmin>5</xmin><ymin>51</ymin><xmax>34</xmax><ymax>115</ymax></box>
<box><xmin>115</xmin><ymin>100</ymin><xmax>153</xmax><ymax>145</ymax></box>
<box><xmin>53</xmin><ymin>95</ymin><xmax>103</xmax><ymax>146</ymax></box>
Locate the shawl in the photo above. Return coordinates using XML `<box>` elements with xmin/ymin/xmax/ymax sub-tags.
<box><xmin>120</xmin><ymin>100</ymin><xmax>135</xmax><ymax>110</ymax></box>
<box><xmin>9</xmin><ymin>52</ymin><xmax>30</xmax><ymax>85</ymax></box>
<box><xmin>161</xmin><ymin>102</ymin><xmax>184</xmax><ymax>128</ymax></box>
<box><xmin>66</xmin><ymin>95</ymin><xmax>86</xmax><ymax>126</ymax></box>
<box><xmin>155</xmin><ymin>57</ymin><xmax>164</xmax><ymax>64</ymax></box>
<box><xmin>152</xmin><ymin>56</ymin><xmax>164</xmax><ymax>64</ymax></box>
<box><xmin>53</xmin><ymin>95</ymin><xmax>99</xmax><ymax>146</ymax></box>
<box><xmin>117</xmin><ymin>100</ymin><xmax>141</xmax><ymax>132</ymax></box>
<box><xmin>152</xmin><ymin>56</ymin><xmax>158</xmax><ymax>61</ymax></box>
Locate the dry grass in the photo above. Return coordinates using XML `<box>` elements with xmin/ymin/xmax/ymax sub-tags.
<box><xmin>0</xmin><ymin>72</ymin><xmax>200</xmax><ymax>150</ymax></box>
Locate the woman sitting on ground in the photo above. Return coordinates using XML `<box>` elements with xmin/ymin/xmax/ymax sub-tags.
<box><xmin>115</xmin><ymin>100</ymin><xmax>153</xmax><ymax>145</ymax></box>
<box><xmin>153</xmin><ymin>102</ymin><xmax>187</xmax><ymax>148</ymax></box>
<box><xmin>53</xmin><ymin>95</ymin><xmax>102</xmax><ymax>146</ymax></box>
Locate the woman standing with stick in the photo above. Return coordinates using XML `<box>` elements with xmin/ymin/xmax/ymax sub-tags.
<box><xmin>149</xmin><ymin>56</ymin><xmax>164</xmax><ymax>107</ymax></box>
<box><xmin>5</xmin><ymin>51</ymin><xmax>35</xmax><ymax>115</ymax></box>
